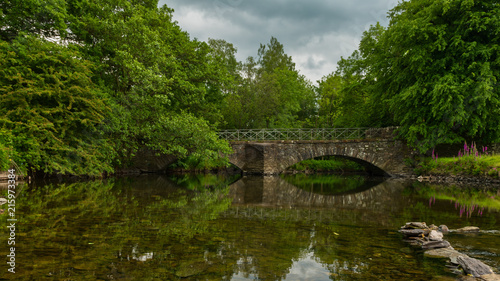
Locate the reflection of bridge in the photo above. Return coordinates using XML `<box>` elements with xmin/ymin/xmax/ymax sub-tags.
<box><xmin>219</xmin><ymin>127</ymin><xmax>414</xmax><ymax>176</ymax></box>
<box><xmin>228</xmin><ymin>176</ymin><xmax>410</xmax><ymax>212</ymax></box>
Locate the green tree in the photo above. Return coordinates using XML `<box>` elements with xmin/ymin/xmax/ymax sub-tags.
<box><xmin>386</xmin><ymin>0</ymin><xmax>500</xmax><ymax>151</ymax></box>
<box><xmin>0</xmin><ymin>35</ymin><xmax>113</xmax><ymax>176</ymax></box>
<box><xmin>0</xmin><ymin>0</ymin><xmax>68</xmax><ymax>41</ymax></box>
<box><xmin>67</xmin><ymin>0</ymin><xmax>231</xmax><ymax>166</ymax></box>
<box><xmin>317</xmin><ymin>74</ymin><xmax>343</xmax><ymax>127</ymax></box>
<box><xmin>0</xmin><ymin>0</ymin><xmax>232</xmax><ymax>174</ymax></box>
<box><xmin>334</xmin><ymin>23</ymin><xmax>394</xmax><ymax>128</ymax></box>
<box><xmin>365</xmin><ymin>0</ymin><xmax>500</xmax><ymax>151</ymax></box>
<box><xmin>221</xmin><ymin>37</ymin><xmax>316</xmax><ymax>129</ymax></box>
<box><xmin>207</xmin><ymin>38</ymin><xmax>241</xmax><ymax>96</ymax></box>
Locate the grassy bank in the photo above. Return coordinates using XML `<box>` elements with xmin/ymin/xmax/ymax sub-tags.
<box><xmin>413</xmin><ymin>142</ymin><xmax>500</xmax><ymax>179</ymax></box>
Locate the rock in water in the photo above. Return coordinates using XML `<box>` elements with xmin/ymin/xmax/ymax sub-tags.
<box><xmin>403</xmin><ymin>222</ymin><xmax>428</xmax><ymax>229</ymax></box>
<box><xmin>456</xmin><ymin>256</ymin><xmax>493</xmax><ymax>277</ymax></box>
<box><xmin>479</xmin><ymin>274</ymin><xmax>500</xmax><ymax>281</ymax></box>
<box><xmin>422</xmin><ymin>240</ymin><xmax>451</xmax><ymax>249</ymax></box>
<box><xmin>439</xmin><ymin>225</ymin><xmax>449</xmax><ymax>233</ymax></box>
<box><xmin>429</xmin><ymin>230</ymin><xmax>444</xmax><ymax>241</ymax></box>
<box><xmin>399</xmin><ymin>229</ymin><xmax>426</xmax><ymax>237</ymax></box>
<box><xmin>424</xmin><ymin>247</ymin><xmax>466</xmax><ymax>260</ymax></box>
<box><xmin>456</xmin><ymin>226</ymin><xmax>480</xmax><ymax>233</ymax></box>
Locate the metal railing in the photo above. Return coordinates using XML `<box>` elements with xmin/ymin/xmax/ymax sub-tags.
<box><xmin>218</xmin><ymin>127</ymin><xmax>394</xmax><ymax>141</ymax></box>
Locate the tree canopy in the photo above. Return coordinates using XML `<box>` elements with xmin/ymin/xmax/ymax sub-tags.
<box><xmin>220</xmin><ymin>37</ymin><xmax>317</xmax><ymax>129</ymax></box>
<box><xmin>334</xmin><ymin>0</ymin><xmax>500</xmax><ymax>152</ymax></box>
<box><xmin>0</xmin><ymin>0</ymin><xmax>231</xmax><ymax>175</ymax></box>
<box><xmin>385</xmin><ymin>0</ymin><xmax>500</xmax><ymax>151</ymax></box>
<box><xmin>0</xmin><ymin>35</ymin><xmax>113</xmax><ymax>175</ymax></box>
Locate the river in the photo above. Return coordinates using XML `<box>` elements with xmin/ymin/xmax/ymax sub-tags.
<box><xmin>1</xmin><ymin>174</ymin><xmax>499</xmax><ymax>280</ymax></box>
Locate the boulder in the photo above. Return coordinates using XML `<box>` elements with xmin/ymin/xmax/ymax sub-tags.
<box><xmin>428</xmin><ymin>230</ymin><xmax>444</xmax><ymax>241</ymax></box>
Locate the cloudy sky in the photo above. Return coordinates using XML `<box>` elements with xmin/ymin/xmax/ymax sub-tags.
<box><xmin>158</xmin><ymin>0</ymin><xmax>399</xmax><ymax>83</ymax></box>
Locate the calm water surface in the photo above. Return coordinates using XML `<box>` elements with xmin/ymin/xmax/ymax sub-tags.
<box><xmin>1</xmin><ymin>174</ymin><xmax>499</xmax><ymax>280</ymax></box>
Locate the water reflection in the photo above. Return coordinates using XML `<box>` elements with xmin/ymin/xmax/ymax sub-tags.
<box><xmin>283</xmin><ymin>174</ymin><xmax>384</xmax><ymax>195</ymax></box>
<box><xmin>229</xmin><ymin>175</ymin><xmax>409</xmax><ymax>214</ymax></box>
<box><xmin>403</xmin><ymin>181</ymin><xmax>500</xmax><ymax>228</ymax></box>
<box><xmin>412</xmin><ymin>182</ymin><xmax>500</xmax><ymax>218</ymax></box>
<box><xmin>1</xmin><ymin>174</ymin><xmax>499</xmax><ymax>280</ymax></box>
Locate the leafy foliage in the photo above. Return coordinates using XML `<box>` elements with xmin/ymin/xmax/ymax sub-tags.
<box><xmin>0</xmin><ymin>0</ymin><xmax>68</xmax><ymax>41</ymax></box>
<box><xmin>220</xmin><ymin>37</ymin><xmax>317</xmax><ymax>129</ymax></box>
<box><xmin>339</xmin><ymin>0</ymin><xmax>500</xmax><ymax>151</ymax></box>
<box><xmin>0</xmin><ymin>0</ymin><xmax>232</xmax><ymax>175</ymax></box>
<box><xmin>67</xmin><ymin>0</ymin><xmax>230</xmax><ymax>164</ymax></box>
<box><xmin>385</xmin><ymin>0</ymin><xmax>500</xmax><ymax>151</ymax></box>
<box><xmin>0</xmin><ymin>35</ymin><xmax>113</xmax><ymax>175</ymax></box>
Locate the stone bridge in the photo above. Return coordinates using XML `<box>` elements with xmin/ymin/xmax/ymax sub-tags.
<box><xmin>221</xmin><ymin>127</ymin><xmax>414</xmax><ymax>176</ymax></box>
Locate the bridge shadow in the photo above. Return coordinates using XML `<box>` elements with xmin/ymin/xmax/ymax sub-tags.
<box><xmin>228</xmin><ymin>175</ymin><xmax>409</xmax><ymax>211</ymax></box>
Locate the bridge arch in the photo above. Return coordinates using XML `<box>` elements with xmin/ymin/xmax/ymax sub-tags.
<box><xmin>228</xmin><ymin>140</ymin><xmax>413</xmax><ymax>176</ymax></box>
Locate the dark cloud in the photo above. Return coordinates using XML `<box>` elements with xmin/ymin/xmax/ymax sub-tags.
<box><xmin>159</xmin><ymin>0</ymin><xmax>397</xmax><ymax>82</ymax></box>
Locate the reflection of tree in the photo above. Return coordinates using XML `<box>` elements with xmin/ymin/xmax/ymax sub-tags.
<box><xmin>1</xmin><ymin>178</ymin><xmax>233</xmax><ymax>280</ymax></box>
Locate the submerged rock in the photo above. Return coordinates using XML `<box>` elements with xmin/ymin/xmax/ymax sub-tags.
<box><xmin>456</xmin><ymin>256</ymin><xmax>494</xmax><ymax>278</ymax></box>
<box><xmin>455</xmin><ymin>226</ymin><xmax>480</xmax><ymax>233</ymax></box>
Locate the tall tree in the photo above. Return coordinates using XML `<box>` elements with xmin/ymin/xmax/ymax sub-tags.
<box><xmin>316</xmin><ymin>74</ymin><xmax>342</xmax><ymax>127</ymax></box>
<box><xmin>385</xmin><ymin>0</ymin><xmax>500</xmax><ymax>151</ymax></box>
<box><xmin>0</xmin><ymin>35</ymin><xmax>113</xmax><ymax>175</ymax></box>
<box><xmin>334</xmin><ymin>23</ymin><xmax>394</xmax><ymax>128</ymax></box>
<box><xmin>337</xmin><ymin>0</ymin><xmax>500</xmax><ymax>151</ymax></box>
<box><xmin>257</xmin><ymin>37</ymin><xmax>296</xmax><ymax>74</ymax></box>
<box><xmin>221</xmin><ymin>37</ymin><xmax>316</xmax><ymax>129</ymax></box>
<box><xmin>66</xmin><ymin>0</ymin><xmax>231</xmax><ymax>165</ymax></box>
<box><xmin>0</xmin><ymin>0</ymin><xmax>232</xmax><ymax>174</ymax></box>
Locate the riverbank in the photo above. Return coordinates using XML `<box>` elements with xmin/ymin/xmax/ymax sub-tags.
<box><xmin>407</xmin><ymin>142</ymin><xmax>500</xmax><ymax>187</ymax></box>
